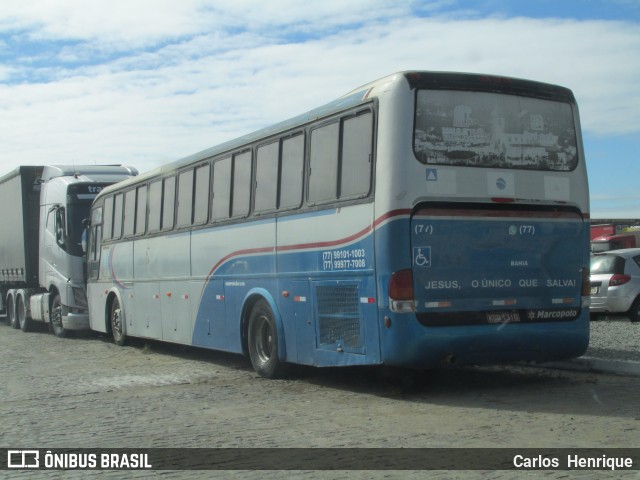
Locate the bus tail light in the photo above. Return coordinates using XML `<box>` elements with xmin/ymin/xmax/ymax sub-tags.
<box><xmin>389</xmin><ymin>269</ymin><xmax>415</xmax><ymax>313</ymax></box>
<box><xmin>581</xmin><ymin>267</ymin><xmax>591</xmax><ymax>297</ymax></box>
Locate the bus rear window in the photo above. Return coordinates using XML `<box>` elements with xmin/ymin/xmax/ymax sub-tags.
<box><xmin>414</xmin><ymin>90</ymin><xmax>578</xmax><ymax>171</ymax></box>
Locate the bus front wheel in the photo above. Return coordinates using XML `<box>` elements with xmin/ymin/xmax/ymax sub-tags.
<box><xmin>247</xmin><ymin>300</ymin><xmax>286</xmax><ymax>378</ymax></box>
<box><xmin>110</xmin><ymin>297</ymin><xmax>127</xmax><ymax>346</ymax></box>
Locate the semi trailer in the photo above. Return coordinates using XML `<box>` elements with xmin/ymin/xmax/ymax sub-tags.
<box><xmin>0</xmin><ymin>165</ymin><xmax>137</xmax><ymax>337</ymax></box>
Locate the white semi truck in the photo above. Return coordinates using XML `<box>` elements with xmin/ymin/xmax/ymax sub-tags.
<box><xmin>0</xmin><ymin>165</ymin><xmax>137</xmax><ymax>337</ymax></box>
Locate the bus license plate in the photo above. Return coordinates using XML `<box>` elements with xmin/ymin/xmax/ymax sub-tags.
<box><xmin>486</xmin><ymin>312</ymin><xmax>520</xmax><ymax>324</ymax></box>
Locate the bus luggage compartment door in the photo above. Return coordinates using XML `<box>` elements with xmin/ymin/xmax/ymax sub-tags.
<box><xmin>410</xmin><ymin>206</ymin><xmax>585</xmax><ymax>326</ymax></box>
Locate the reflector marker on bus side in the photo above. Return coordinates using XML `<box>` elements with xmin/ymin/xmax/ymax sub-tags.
<box><xmin>552</xmin><ymin>298</ymin><xmax>574</xmax><ymax>304</ymax></box>
<box><xmin>360</xmin><ymin>297</ymin><xmax>376</xmax><ymax>304</ymax></box>
<box><xmin>426</xmin><ymin>301</ymin><xmax>452</xmax><ymax>308</ymax></box>
<box><xmin>216</xmin><ymin>295</ymin><xmax>224</xmax><ymax>301</ymax></box>
<box><xmin>294</xmin><ymin>296</ymin><xmax>306</xmax><ymax>302</ymax></box>
<box><xmin>492</xmin><ymin>299</ymin><xmax>517</xmax><ymax>306</ymax></box>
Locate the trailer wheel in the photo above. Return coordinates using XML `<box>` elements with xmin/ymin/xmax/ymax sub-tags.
<box><xmin>50</xmin><ymin>294</ymin><xmax>69</xmax><ymax>338</ymax></box>
<box><xmin>7</xmin><ymin>295</ymin><xmax>19</xmax><ymax>329</ymax></box>
<box><xmin>247</xmin><ymin>300</ymin><xmax>287</xmax><ymax>378</ymax></box>
<box><xmin>110</xmin><ymin>297</ymin><xmax>126</xmax><ymax>346</ymax></box>
<box><xmin>18</xmin><ymin>295</ymin><xmax>33</xmax><ymax>333</ymax></box>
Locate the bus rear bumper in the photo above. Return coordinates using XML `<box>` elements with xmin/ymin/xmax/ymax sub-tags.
<box><xmin>379</xmin><ymin>310</ymin><xmax>590</xmax><ymax>369</ymax></box>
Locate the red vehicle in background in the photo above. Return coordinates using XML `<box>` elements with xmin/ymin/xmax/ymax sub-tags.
<box><xmin>590</xmin><ymin>224</ymin><xmax>618</xmax><ymax>240</ymax></box>
<box><xmin>591</xmin><ymin>225</ymin><xmax>640</xmax><ymax>253</ymax></box>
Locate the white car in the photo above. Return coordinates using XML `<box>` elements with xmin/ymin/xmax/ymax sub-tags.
<box><xmin>590</xmin><ymin>248</ymin><xmax>640</xmax><ymax>322</ymax></box>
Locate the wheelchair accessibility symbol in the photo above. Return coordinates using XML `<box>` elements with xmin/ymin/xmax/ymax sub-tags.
<box><xmin>413</xmin><ymin>246</ymin><xmax>431</xmax><ymax>267</ymax></box>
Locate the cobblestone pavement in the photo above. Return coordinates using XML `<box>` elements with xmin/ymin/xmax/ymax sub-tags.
<box><xmin>0</xmin><ymin>323</ymin><xmax>638</xmax><ymax>480</ymax></box>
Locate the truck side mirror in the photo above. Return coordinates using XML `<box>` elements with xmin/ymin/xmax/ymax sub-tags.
<box><xmin>81</xmin><ymin>229</ymin><xmax>88</xmax><ymax>254</ymax></box>
<box><xmin>56</xmin><ymin>226</ymin><xmax>64</xmax><ymax>246</ymax></box>
<box><xmin>81</xmin><ymin>219</ymin><xmax>91</xmax><ymax>254</ymax></box>
<box><xmin>55</xmin><ymin>207</ymin><xmax>66</xmax><ymax>249</ymax></box>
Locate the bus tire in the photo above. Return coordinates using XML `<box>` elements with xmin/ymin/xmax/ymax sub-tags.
<box><xmin>629</xmin><ymin>297</ymin><xmax>640</xmax><ymax>323</ymax></box>
<box><xmin>110</xmin><ymin>297</ymin><xmax>127</xmax><ymax>346</ymax></box>
<box><xmin>247</xmin><ymin>299</ymin><xmax>286</xmax><ymax>378</ymax></box>
<box><xmin>50</xmin><ymin>294</ymin><xmax>69</xmax><ymax>338</ymax></box>
<box><xmin>18</xmin><ymin>294</ymin><xmax>33</xmax><ymax>333</ymax></box>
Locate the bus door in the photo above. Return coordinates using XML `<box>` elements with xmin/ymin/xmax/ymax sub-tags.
<box><xmin>410</xmin><ymin>206</ymin><xmax>586</xmax><ymax>326</ymax></box>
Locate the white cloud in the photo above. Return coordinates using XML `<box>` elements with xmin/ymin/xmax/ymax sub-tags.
<box><xmin>0</xmin><ymin>0</ymin><xmax>421</xmax><ymax>49</ymax></box>
<box><xmin>0</xmin><ymin>4</ymin><xmax>638</xmax><ymax>179</ymax></box>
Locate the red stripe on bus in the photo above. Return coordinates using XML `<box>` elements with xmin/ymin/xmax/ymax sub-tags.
<box><xmin>204</xmin><ymin>209</ymin><xmax>411</xmax><ymax>280</ymax></box>
<box><xmin>413</xmin><ymin>209</ymin><xmax>583</xmax><ymax>219</ymax></box>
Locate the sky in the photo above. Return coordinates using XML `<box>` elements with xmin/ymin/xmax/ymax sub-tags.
<box><xmin>0</xmin><ymin>0</ymin><xmax>638</xmax><ymax>219</ymax></box>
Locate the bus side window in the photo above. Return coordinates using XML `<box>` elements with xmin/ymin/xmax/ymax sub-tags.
<box><xmin>113</xmin><ymin>193</ymin><xmax>124</xmax><ymax>239</ymax></box>
<box><xmin>103</xmin><ymin>195</ymin><xmax>114</xmax><ymax>240</ymax></box>
<box><xmin>87</xmin><ymin>206</ymin><xmax>103</xmax><ymax>280</ymax></box>
<box><xmin>308</xmin><ymin>121</ymin><xmax>339</xmax><ymax>205</ymax></box>
<box><xmin>279</xmin><ymin>133</ymin><xmax>304</xmax><ymax>210</ymax></box>
<box><xmin>340</xmin><ymin>111</ymin><xmax>373</xmax><ymax>199</ymax></box>
<box><xmin>123</xmin><ymin>189</ymin><xmax>136</xmax><ymax>237</ymax></box>
<box><xmin>148</xmin><ymin>180</ymin><xmax>162</xmax><ymax>233</ymax></box>
<box><xmin>255</xmin><ymin>141</ymin><xmax>279</xmax><ymax>214</ymax></box>
<box><xmin>162</xmin><ymin>176</ymin><xmax>176</xmax><ymax>231</ymax></box>
<box><xmin>232</xmin><ymin>151</ymin><xmax>252</xmax><ymax>218</ymax></box>
<box><xmin>212</xmin><ymin>157</ymin><xmax>231</xmax><ymax>221</ymax></box>
<box><xmin>193</xmin><ymin>163</ymin><xmax>210</xmax><ymax>225</ymax></box>
<box><xmin>135</xmin><ymin>185</ymin><xmax>147</xmax><ymax>235</ymax></box>
<box><xmin>176</xmin><ymin>169</ymin><xmax>194</xmax><ymax>228</ymax></box>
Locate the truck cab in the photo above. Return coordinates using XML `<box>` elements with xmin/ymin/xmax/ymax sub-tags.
<box><xmin>24</xmin><ymin>165</ymin><xmax>137</xmax><ymax>336</ymax></box>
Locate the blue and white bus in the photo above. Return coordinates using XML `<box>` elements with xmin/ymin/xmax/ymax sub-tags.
<box><xmin>86</xmin><ymin>71</ymin><xmax>590</xmax><ymax>377</ymax></box>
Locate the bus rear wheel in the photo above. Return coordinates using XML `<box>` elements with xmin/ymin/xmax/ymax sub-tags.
<box><xmin>247</xmin><ymin>300</ymin><xmax>286</xmax><ymax>378</ymax></box>
<box><xmin>110</xmin><ymin>297</ymin><xmax>127</xmax><ymax>346</ymax></box>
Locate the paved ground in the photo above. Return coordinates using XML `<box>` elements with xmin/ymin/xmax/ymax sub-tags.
<box><xmin>0</xmin><ymin>322</ymin><xmax>638</xmax><ymax>479</ymax></box>
<box><xmin>543</xmin><ymin>315</ymin><xmax>640</xmax><ymax>376</ymax></box>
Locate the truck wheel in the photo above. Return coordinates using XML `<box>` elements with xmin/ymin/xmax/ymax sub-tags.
<box><xmin>18</xmin><ymin>295</ymin><xmax>33</xmax><ymax>332</ymax></box>
<box><xmin>110</xmin><ymin>297</ymin><xmax>127</xmax><ymax>346</ymax></box>
<box><xmin>50</xmin><ymin>294</ymin><xmax>69</xmax><ymax>338</ymax></box>
<box><xmin>247</xmin><ymin>300</ymin><xmax>287</xmax><ymax>378</ymax></box>
<box><xmin>7</xmin><ymin>296</ymin><xmax>19</xmax><ymax>329</ymax></box>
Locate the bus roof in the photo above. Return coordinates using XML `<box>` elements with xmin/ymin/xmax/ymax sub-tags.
<box><xmin>96</xmin><ymin>70</ymin><xmax>577</xmax><ymax>199</ymax></box>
